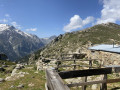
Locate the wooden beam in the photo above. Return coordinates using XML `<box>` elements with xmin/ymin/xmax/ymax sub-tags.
<box><xmin>59</xmin><ymin>68</ymin><xmax>112</xmax><ymax>79</ymax></box>
<box><xmin>104</xmin><ymin>65</ymin><xmax>120</xmax><ymax>73</ymax></box>
<box><xmin>46</xmin><ymin>69</ymin><xmax>70</xmax><ymax>90</ymax></box>
<box><xmin>57</xmin><ymin>64</ymin><xmax>96</xmax><ymax>68</ymax></box>
<box><xmin>56</xmin><ymin>59</ymin><xmax>100</xmax><ymax>62</ymax></box>
<box><xmin>44</xmin><ymin>58</ymin><xmax>101</xmax><ymax>62</ymax></box>
<box><xmin>82</xmin><ymin>76</ymin><xmax>87</xmax><ymax>90</ymax></box>
<box><xmin>67</xmin><ymin>78</ymin><xmax>120</xmax><ymax>87</ymax></box>
<box><xmin>101</xmin><ymin>74</ymin><xmax>107</xmax><ymax>90</ymax></box>
<box><xmin>89</xmin><ymin>60</ymin><xmax>92</xmax><ymax>69</ymax></box>
<box><xmin>67</xmin><ymin>80</ymin><xmax>106</xmax><ymax>87</ymax></box>
<box><xmin>107</xmin><ymin>78</ymin><xmax>120</xmax><ymax>83</ymax></box>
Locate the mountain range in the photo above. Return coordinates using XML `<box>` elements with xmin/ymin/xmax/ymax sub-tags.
<box><xmin>0</xmin><ymin>24</ymin><xmax>56</xmax><ymax>61</ymax></box>
<box><xmin>28</xmin><ymin>22</ymin><xmax>120</xmax><ymax>61</ymax></box>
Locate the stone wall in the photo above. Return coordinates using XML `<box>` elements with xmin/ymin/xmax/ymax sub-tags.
<box><xmin>86</xmin><ymin>49</ymin><xmax>120</xmax><ymax>66</ymax></box>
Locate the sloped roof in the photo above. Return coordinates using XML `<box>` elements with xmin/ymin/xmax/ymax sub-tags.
<box><xmin>89</xmin><ymin>44</ymin><xmax>120</xmax><ymax>53</ymax></box>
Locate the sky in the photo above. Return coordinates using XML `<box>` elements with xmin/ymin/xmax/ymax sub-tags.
<box><xmin>0</xmin><ymin>0</ymin><xmax>120</xmax><ymax>38</ymax></box>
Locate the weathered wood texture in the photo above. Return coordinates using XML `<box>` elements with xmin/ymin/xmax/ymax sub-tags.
<box><xmin>82</xmin><ymin>76</ymin><xmax>87</xmax><ymax>90</ymax></box>
<box><xmin>46</xmin><ymin>67</ymin><xmax>120</xmax><ymax>90</ymax></box>
<box><xmin>67</xmin><ymin>78</ymin><xmax>120</xmax><ymax>87</ymax></box>
<box><xmin>67</xmin><ymin>79</ymin><xmax>107</xmax><ymax>87</ymax></box>
<box><xmin>101</xmin><ymin>74</ymin><xmax>107</xmax><ymax>90</ymax></box>
<box><xmin>46</xmin><ymin>69</ymin><xmax>70</xmax><ymax>90</ymax></box>
<box><xmin>57</xmin><ymin>64</ymin><xmax>95</xmax><ymax>68</ymax></box>
<box><xmin>44</xmin><ymin>58</ymin><xmax>101</xmax><ymax>62</ymax></box>
<box><xmin>45</xmin><ymin>55</ymin><xmax>120</xmax><ymax>90</ymax></box>
<box><xmin>59</xmin><ymin>68</ymin><xmax>112</xmax><ymax>79</ymax></box>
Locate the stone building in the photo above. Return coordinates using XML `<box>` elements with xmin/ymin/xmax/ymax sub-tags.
<box><xmin>87</xmin><ymin>44</ymin><xmax>120</xmax><ymax>65</ymax></box>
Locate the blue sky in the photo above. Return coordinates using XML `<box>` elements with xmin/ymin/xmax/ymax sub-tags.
<box><xmin>0</xmin><ymin>0</ymin><xmax>120</xmax><ymax>38</ymax></box>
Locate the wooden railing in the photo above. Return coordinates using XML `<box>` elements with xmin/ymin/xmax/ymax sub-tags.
<box><xmin>46</xmin><ymin>68</ymin><xmax>70</xmax><ymax>90</ymax></box>
<box><xmin>44</xmin><ymin>54</ymin><xmax>120</xmax><ymax>90</ymax></box>
<box><xmin>46</xmin><ymin>66</ymin><xmax>120</xmax><ymax>90</ymax></box>
<box><xmin>44</xmin><ymin>58</ymin><xmax>102</xmax><ymax>71</ymax></box>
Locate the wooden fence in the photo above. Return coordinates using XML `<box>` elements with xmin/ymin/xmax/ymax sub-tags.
<box><xmin>44</xmin><ymin>58</ymin><xmax>102</xmax><ymax>71</ymax></box>
<box><xmin>45</xmin><ymin>54</ymin><xmax>120</xmax><ymax>90</ymax></box>
<box><xmin>46</xmin><ymin>66</ymin><xmax>120</xmax><ymax>90</ymax></box>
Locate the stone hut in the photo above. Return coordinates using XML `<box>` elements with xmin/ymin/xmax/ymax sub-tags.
<box><xmin>87</xmin><ymin>44</ymin><xmax>120</xmax><ymax>65</ymax></box>
<box><xmin>0</xmin><ymin>53</ymin><xmax>8</xmax><ymax>60</ymax></box>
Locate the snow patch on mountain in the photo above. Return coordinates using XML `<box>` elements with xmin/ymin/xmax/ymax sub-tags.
<box><xmin>0</xmin><ymin>24</ymin><xmax>56</xmax><ymax>61</ymax></box>
<box><xmin>15</xmin><ymin>29</ymin><xmax>32</xmax><ymax>38</ymax></box>
<box><xmin>0</xmin><ymin>24</ymin><xmax>10</xmax><ymax>31</ymax></box>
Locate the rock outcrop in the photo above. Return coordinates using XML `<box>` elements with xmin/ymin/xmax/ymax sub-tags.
<box><xmin>5</xmin><ymin>64</ymin><xmax>29</xmax><ymax>81</ymax></box>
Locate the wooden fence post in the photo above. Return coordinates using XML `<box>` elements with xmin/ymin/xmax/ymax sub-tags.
<box><xmin>73</xmin><ymin>55</ymin><xmax>76</xmax><ymax>70</ymax></box>
<box><xmin>101</xmin><ymin>74</ymin><xmax>107</xmax><ymax>90</ymax></box>
<box><xmin>82</xmin><ymin>77</ymin><xmax>87</xmax><ymax>90</ymax></box>
<box><xmin>89</xmin><ymin>60</ymin><xmax>92</xmax><ymax>69</ymax></box>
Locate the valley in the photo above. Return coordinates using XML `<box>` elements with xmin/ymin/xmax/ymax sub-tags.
<box><xmin>1</xmin><ymin>23</ymin><xmax>120</xmax><ymax>90</ymax></box>
<box><xmin>1</xmin><ymin>0</ymin><xmax>120</xmax><ymax>89</ymax></box>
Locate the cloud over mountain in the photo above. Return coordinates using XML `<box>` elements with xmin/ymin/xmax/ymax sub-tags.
<box><xmin>97</xmin><ymin>0</ymin><xmax>120</xmax><ymax>24</ymax></box>
<box><xmin>64</xmin><ymin>0</ymin><xmax>120</xmax><ymax>32</ymax></box>
<box><xmin>26</xmin><ymin>28</ymin><xmax>37</xmax><ymax>31</ymax></box>
<box><xmin>63</xmin><ymin>15</ymin><xmax>94</xmax><ymax>32</ymax></box>
<box><xmin>11</xmin><ymin>21</ymin><xmax>22</xmax><ymax>29</ymax></box>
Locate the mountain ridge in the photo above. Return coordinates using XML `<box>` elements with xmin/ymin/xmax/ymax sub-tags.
<box><xmin>0</xmin><ymin>24</ymin><xmax>56</xmax><ymax>61</ymax></box>
<box><xmin>28</xmin><ymin>22</ymin><xmax>120</xmax><ymax>61</ymax></box>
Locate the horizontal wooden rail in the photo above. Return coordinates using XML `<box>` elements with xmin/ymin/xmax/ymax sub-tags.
<box><xmin>56</xmin><ymin>59</ymin><xmax>97</xmax><ymax>61</ymax></box>
<box><xmin>67</xmin><ymin>80</ymin><xmax>106</xmax><ymax>87</ymax></box>
<box><xmin>44</xmin><ymin>58</ymin><xmax>101</xmax><ymax>62</ymax></box>
<box><xmin>107</xmin><ymin>78</ymin><xmax>120</xmax><ymax>83</ymax></box>
<box><xmin>67</xmin><ymin>78</ymin><xmax>120</xmax><ymax>87</ymax></box>
<box><xmin>56</xmin><ymin>64</ymin><xmax>96</xmax><ymax>68</ymax></box>
<box><xmin>46</xmin><ymin>66</ymin><xmax>120</xmax><ymax>90</ymax></box>
<box><xmin>59</xmin><ymin>68</ymin><xmax>112</xmax><ymax>79</ymax></box>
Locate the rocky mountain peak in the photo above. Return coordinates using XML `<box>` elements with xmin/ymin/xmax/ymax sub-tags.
<box><xmin>0</xmin><ymin>24</ymin><xmax>15</xmax><ymax>31</ymax></box>
<box><xmin>0</xmin><ymin>24</ymin><xmax>55</xmax><ymax>61</ymax></box>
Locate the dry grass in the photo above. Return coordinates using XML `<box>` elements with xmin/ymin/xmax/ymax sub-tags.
<box><xmin>0</xmin><ymin>65</ymin><xmax>46</xmax><ymax>90</ymax></box>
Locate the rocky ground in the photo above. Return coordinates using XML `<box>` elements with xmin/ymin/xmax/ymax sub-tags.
<box><xmin>36</xmin><ymin>57</ymin><xmax>120</xmax><ymax>90</ymax></box>
<box><xmin>0</xmin><ymin>64</ymin><xmax>45</xmax><ymax>90</ymax></box>
<box><xmin>0</xmin><ymin>58</ymin><xmax>120</xmax><ymax>90</ymax></box>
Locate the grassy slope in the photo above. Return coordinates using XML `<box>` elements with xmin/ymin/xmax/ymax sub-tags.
<box><xmin>0</xmin><ymin>60</ymin><xmax>15</xmax><ymax>67</ymax></box>
<box><xmin>0</xmin><ymin>65</ymin><xmax>45</xmax><ymax>90</ymax></box>
<box><xmin>40</xmin><ymin>23</ymin><xmax>120</xmax><ymax>58</ymax></box>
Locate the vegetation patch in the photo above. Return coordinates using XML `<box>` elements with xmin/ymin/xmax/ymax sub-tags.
<box><xmin>0</xmin><ymin>65</ymin><xmax>46</xmax><ymax>90</ymax></box>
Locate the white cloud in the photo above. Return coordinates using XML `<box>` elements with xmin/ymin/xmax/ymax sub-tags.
<box><xmin>5</xmin><ymin>14</ymin><xmax>10</xmax><ymax>17</ymax></box>
<box><xmin>0</xmin><ymin>14</ymin><xmax>37</xmax><ymax>32</ymax></box>
<box><xmin>26</xmin><ymin>28</ymin><xmax>37</xmax><ymax>31</ymax></box>
<box><xmin>11</xmin><ymin>22</ymin><xmax>21</xmax><ymax>29</ymax></box>
<box><xmin>63</xmin><ymin>15</ymin><xmax>94</xmax><ymax>32</ymax></box>
<box><xmin>97</xmin><ymin>0</ymin><xmax>120</xmax><ymax>24</ymax></box>
<box><xmin>0</xmin><ymin>19</ymin><xmax>8</xmax><ymax>23</ymax></box>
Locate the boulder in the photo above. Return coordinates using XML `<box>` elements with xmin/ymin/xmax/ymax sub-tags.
<box><xmin>11</xmin><ymin>69</ymin><xmax>17</xmax><ymax>76</ymax></box>
<box><xmin>36</xmin><ymin>60</ymin><xmax>43</xmax><ymax>71</ymax></box>
<box><xmin>17</xmin><ymin>84</ymin><xmax>24</xmax><ymax>88</ymax></box>
<box><xmin>0</xmin><ymin>78</ymin><xmax>5</xmax><ymax>83</ymax></box>
<box><xmin>5</xmin><ymin>76</ymin><xmax>13</xmax><ymax>81</ymax></box>
<box><xmin>10</xmin><ymin>85</ymin><xmax>15</xmax><ymax>88</ymax></box>
<box><xmin>28</xmin><ymin>83</ymin><xmax>34</xmax><ymax>87</ymax></box>
<box><xmin>15</xmin><ymin>64</ymin><xmax>24</xmax><ymax>70</ymax></box>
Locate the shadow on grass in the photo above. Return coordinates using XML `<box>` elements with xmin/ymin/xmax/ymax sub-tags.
<box><xmin>111</xmin><ymin>87</ymin><xmax>120</xmax><ymax>90</ymax></box>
